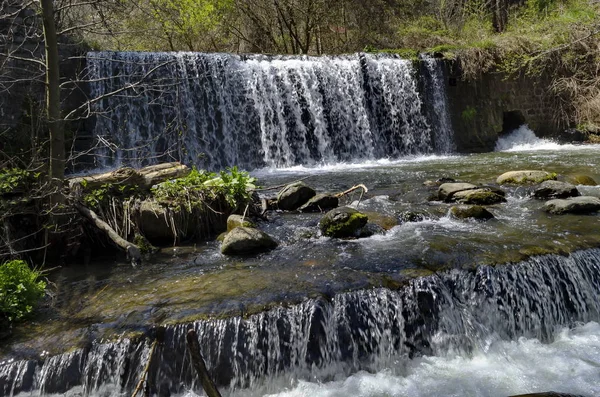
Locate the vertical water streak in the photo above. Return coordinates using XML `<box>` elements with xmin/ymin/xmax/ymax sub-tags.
<box><xmin>421</xmin><ymin>54</ymin><xmax>455</xmax><ymax>153</ymax></box>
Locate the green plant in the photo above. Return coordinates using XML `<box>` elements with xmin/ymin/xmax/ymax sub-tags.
<box><xmin>0</xmin><ymin>260</ymin><xmax>46</xmax><ymax>323</ymax></box>
<box><xmin>461</xmin><ymin>106</ymin><xmax>477</xmax><ymax>122</ymax></box>
<box><xmin>152</xmin><ymin>167</ymin><xmax>257</xmax><ymax>211</ymax></box>
<box><xmin>0</xmin><ymin>169</ymin><xmax>39</xmax><ymax>196</ymax></box>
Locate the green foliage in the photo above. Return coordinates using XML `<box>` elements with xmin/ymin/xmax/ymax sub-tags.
<box><xmin>461</xmin><ymin>106</ymin><xmax>477</xmax><ymax>122</ymax></box>
<box><xmin>0</xmin><ymin>169</ymin><xmax>39</xmax><ymax>196</ymax></box>
<box><xmin>83</xmin><ymin>183</ymin><xmax>141</xmax><ymax>209</ymax></box>
<box><xmin>152</xmin><ymin>167</ymin><xmax>257</xmax><ymax>211</ymax></box>
<box><xmin>0</xmin><ymin>260</ymin><xmax>46</xmax><ymax>323</ymax></box>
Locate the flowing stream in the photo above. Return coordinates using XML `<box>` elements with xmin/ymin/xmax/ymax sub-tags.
<box><xmin>2</xmin><ymin>52</ymin><xmax>600</xmax><ymax>396</ymax></box>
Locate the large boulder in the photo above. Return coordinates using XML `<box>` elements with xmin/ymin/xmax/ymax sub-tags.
<box><xmin>277</xmin><ymin>182</ymin><xmax>316</xmax><ymax>211</ymax></box>
<box><xmin>437</xmin><ymin>183</ymin><xmax>478</xmax><ymax>201</ymax></box>
<box><xmin>298</xmin><ymin>193</ymin><xmax>339</xmax><ymax>213</ymax></box>
<box><xmin>221</xmin><ymin>227</ymin><xmax>278</xmax><ymax>255</ymax></box>
<box><xmin>453</xmin><ymin>188</ymin><xmax>506</xmax><ymax>205</ymax></box>
<box><xmin>533</xmin><ymin>180</ymin><xmax>580</xmax><ymax>200</ymax></box>
<box><xmin>319</xmin><ymin>207</ymin><xmax>368</xmax><ymax>238</ymax></box>
<box><xmin>497</xmin><ymin>170</ymin><xmax>556</xmax><ymax>185</ymax></box>
<box><xmin>450</xmin><ymin>205</ymin><xmax>494</xmax><ymax>220</ymax></box>
<box><xmin>226</xmin><ymin>214</ymin><xmax>255</xmax><ymax>232</ymax></box>
<box><xmin>543</xmin><ymin>196</ymin><xmax>600</xmax><ymax>215</ymax></box>
<box><xmin>138</xmin><ymin>200</ymin><xmax>177</xmax><ymax>242</ymax></box>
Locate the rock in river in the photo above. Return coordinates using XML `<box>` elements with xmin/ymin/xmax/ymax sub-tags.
<box><xmin>437</xmin><ymin>182</ymin><xmax>478</xmax><ymax>201</ymax></box>
<box><xmin>227</xmin><ymin>214</ymin><xmax>255</xmax><ymax>232</ymax></box>
<box><xmin>497</xmin><ymin>170</ymin><xmax>556</xmax><ymax>185</ymax></box>
<box><xmin>319</xmin><ymin>206</ymin><xmax>368</xmax><ymax>238</ymax></box>
<box><xmin>221</xmin><ymin>227</ymin><xmax>278</xmax><ymax>255</ymax></box>
<box><xmin>543</xmin><ymin>196</ymin><xmax>600</xmax><ymax>215</ymax></box>
<box><xmin>450</xmin><ymin>205</ymin><xmax>494</xmax><ymax>220</ymax></box>
<box><xmin>453</xmin><ymin>188</ymin><xmax>506</xmax><ymax>205</ymax></box>
<box><xmin>533</xmin><ymin>180</ymin><xmax>580</xmax><ymax>200</ymax></box>
<box><xmin>298</xmin><ymin>193</ymin><xmax>339</xmax><ymax>212</ymax></box>
<box><xmin>277</xmin><ymin>182</ymin><xmax>316</xmax><ymax>211</ymax></box>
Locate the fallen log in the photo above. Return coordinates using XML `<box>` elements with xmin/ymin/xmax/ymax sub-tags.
<box><xmin>186</xmin><ymin>329</ymin><xmax>222</xmax><ymax>397</ymax></box>
<box><xmin>74</xmin><ymin>203</ymin><xmax>142</xmax><ymax>265</ymax></box>
<box><xmin>68</xmin><ymin>162</ymin><xmax>190</xmax><ymax>191</ymax></box>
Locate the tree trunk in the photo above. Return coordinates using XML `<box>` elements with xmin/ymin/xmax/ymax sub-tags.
<box><xmin>41</xmin><ymin>0</ymin><xmax>64</xmax><ymax>182</ymax></box>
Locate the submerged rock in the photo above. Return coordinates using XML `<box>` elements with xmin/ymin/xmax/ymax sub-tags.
<box><xmin>567</xmin><ymin>174</ymin><xmax>597</xmax><ymax>186</ymax></box>
<box><xmin>358</xmin><ymin>223</ymin><xmax>386</xmax><ymax>238</ymax></box>
<box><xmin>437</xmin><ymin>182</ymin><xmax>478</xmax><ymax>201</ymax></box>
<box><xmin>399</xmin><ymin>210</ymin><xmax>428</xmax><ymax>223</ymax></box>
<box><xmin>226</xmin><ymin>214</ymin><xmax>255</xmax><ymax>232</ymax></box>
<box><xmin>453</xmin><ymin>188</ymin><xmax>506</xmax><ymax>205</ymax></box>
<box><xmin>363</xmin><ymin>211</ymin><xmax>398</xmax><ymax>230</ymax></box>
<box><xmin>298</xmin><ymin>193</ymin><xmax>338</xmax><ymax>213</ymax></box>
<box><xmin>319</xmin><ymin>207</ymin><xmax>368</xmax><ymax>238</ymax></box>
<box><xmin>450</xmin><ymin>205</ymin><xmax>494</xmax><ymax>220</ymax></box>
<box><xmin>221</xmin><ymin>227</ymin><xmax>278</xmax><ymax>255</ymax></box>
<box><xmin>543</xmin><ymin>196</ymin><xmax>600</xmax><ymax>214</ymax></box>
<box><xmin>277</xmin><ymin>182</ymin><xmax>316</xmax><ymax>211</ymax></box>
<box><xmin>497</xmin><ymin>170</ymin><xmax>556</xmax><ymax>185</ymax></box>
<box><xmin>533</xmin><ymin>181</ymin><xmax>580</xmax><ymax>200</ymax></box>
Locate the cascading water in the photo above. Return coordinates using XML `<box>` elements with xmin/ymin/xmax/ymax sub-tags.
<box><xmin>420</xmin><ymin>55</ymin><xmax>455</xmax><ymax>153</ymax></box>
<box><xmin>87</xmin><ymin>52</ymin><xmax>439</xmax><ymax>170</ymax></box>
<box><xmin>2</xmin><ymin>248</ymin><xmax>600</xmax><ymax>396</ymax></box>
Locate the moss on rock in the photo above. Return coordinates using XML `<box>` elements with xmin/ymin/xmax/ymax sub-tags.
<box><xmin>319</xmin><ymin>207</ymin><xmax>369</xmax><ymax>238</ymax></box>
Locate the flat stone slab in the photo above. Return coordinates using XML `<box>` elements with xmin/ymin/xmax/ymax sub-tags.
<box><xmin>497</xmin><ymin>170</ymin><xmax>556</xmax><ymax>185</ymax></box>
<box><xmin>543</xmin><ymin>196</ymin><xmax>600</xmax><ymax>214</ymax></box>
<box><xmin>438</xmin><ymin>182</ymin><xmax>478</xmax><ymax>201</ymax></box>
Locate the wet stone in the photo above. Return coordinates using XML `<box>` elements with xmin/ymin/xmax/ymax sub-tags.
<box><xmin>319</xmin><ymin>207</ymin><xmax>368</xmax><ymax>238</ymax></box>
<box><xmin>497</xmin><ymin>170</ymin><xmax>556</xmax><ymax>185</ymax></box>
<box><xmin>533</xmin><ymin>181</ymin><xmax>580</xmax><ymax>200</ymax></box>
<box><xmin>543</xmin><ymin>196</ymin><xmax>600</xmax><ymax>215</ymax></box>
<box><xmin>298</xmin><ymin>193</ymin><xmax>339</xmax><ymax>213</ymax></box>
<box><xmin>277</xmin><ymin>182</ymin><xmax>316</xmax><ymax>211</ymax></box>
<box><xmin>221</xmin><ymin>227</ymin><xmax>278</xmax><ymax>255</ymax></box>
<box><xmin>438</xmin><ymin>182</ymin><xmax>478</xmax><ymax>201</ymax></box>
<box><xmin>450</xmin><ymin>205</ymin><xmax>495</xmax><ymax>220</ymax></box>
<box><xmin>453</xmin><ymin>188</ymin><xmax>507</xmax><ymax>205</ymax></box>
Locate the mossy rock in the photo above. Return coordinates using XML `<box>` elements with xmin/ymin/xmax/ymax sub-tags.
<box><xmin>567</xmin><ymin>174</ymin><xmax>597</xmax><ymax>186</ymax></box>
<box><xmin>496</xmin><ymin>170</ymin><xmax>557</xmax><ymax>185</ymax></box>
<box><xmin>453</xmin><ymin>188</ymin><xmax>506</xmax><ymax>205</ymax></box>
<box><xmin>226</xmin><ymin>214</ymin><xmax>255</xmax><ymax>232</ymax></box>
<box><xmin>450</xmin><ymin>205</ymin><xmax>494</xmax><ymax>220</ymax></box>
<box><xmin>438</xmin><ymin>182</ymin><xmax>478</xmax><ymax>201</ymax></box>
<box><xmin>319</xmin><ymin>207</ymin><xmax>368</xmax><ymax>238</ymax></box>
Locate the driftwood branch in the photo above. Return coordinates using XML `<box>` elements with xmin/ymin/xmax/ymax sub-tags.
<box><xmin>335</xmin><ymin>184</ymin><xmax>368</xmax><ymax>198</ymax></box>
<box><xmin>186</xmin><ymin>329</ymin><xmax>222</xmax><ymax>397</ymax></box>
<box><xmin>68</xmin><ymin>162</ymin><xmax>190</xmax><ymax>191</ymax></box>
<box><xmin>131</xmin><ymin>340</ymin><xmax>158</xmax><ymax>397</ymax></box>
<box><xmin>74</xmin><ymin>203</ymin><xmax>141</xmax><ymax>264</ymax></box>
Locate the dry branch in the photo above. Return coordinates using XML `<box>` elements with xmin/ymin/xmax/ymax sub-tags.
<box><xmin>74</xmin><ymin>202</ymin><xmax>141</xmax><ymax>264</ymax></box>
<box><xmin>186</xmin><ymin>329</ymin><xmax>222</xmax><ymax>397</ymax></box>
<box><xmin>68</xmin><ymin>162</ymin><xmax>190</xmax><ymax>191</ymax></box>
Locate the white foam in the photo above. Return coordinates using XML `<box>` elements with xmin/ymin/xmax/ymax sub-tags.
<box><xmin>252</xmin><ymin>154</ymin><xmax>456</xmax><ymax>176</ymax></box>
<box><xmin>495</xmin><ymin>125</ymin><xmax>596</xmax><ymax>152</ymax></box>
<box><xmin>255</xmin><ymin>322</ymin><xmax>600</xmax><ymax>397</ymax></box>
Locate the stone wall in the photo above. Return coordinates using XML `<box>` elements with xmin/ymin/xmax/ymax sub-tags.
<box><xmin>444</xmin><ymin>62</ymin><xmax>569</xmax><ymax>153</ymax></box>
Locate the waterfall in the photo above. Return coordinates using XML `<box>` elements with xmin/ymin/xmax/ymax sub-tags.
<box><xmin>420</xmin><ymin>54</ymin><xmax>455</xmax><ymax>153</ymax></box>
<box><xmin>86</xmin><ymin>52</ymin><xmax>441</xmax><ymax>171</ymax></box>
<box><xmin>2</xmin><ymin>248</ymin><xmax>600</xmax><ymax>396</ymax></box>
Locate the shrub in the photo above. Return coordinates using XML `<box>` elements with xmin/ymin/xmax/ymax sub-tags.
<box><xmin>0</xmin><ymin>260</ymin><xmax>46</xmax><ymax>323</ymax></box>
